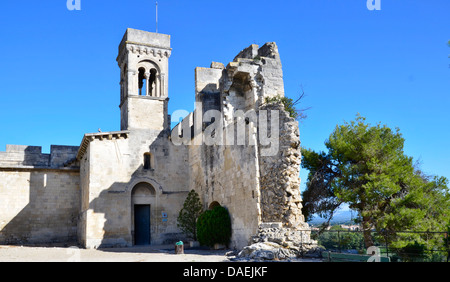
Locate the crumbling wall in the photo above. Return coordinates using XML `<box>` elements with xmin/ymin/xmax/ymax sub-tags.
<box><xmin>258</xmin><ymin>103</ymin><xmax>307</xmax><ymax>229</ymax></box>
<box><xmin>186</xmin><ymin>42</ymin><xmax>310</xmax><ymax>249</ymax></box>
<box><xmin>189</xmin><ymin>134</ymin><xmax>261</xmax><ymax>249</ymax></box>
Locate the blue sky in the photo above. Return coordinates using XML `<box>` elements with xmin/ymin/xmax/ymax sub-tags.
<box><xmin>0</xmin><ymin>0</ymin><xmax>449</xmax><ymax>190</ymax></box>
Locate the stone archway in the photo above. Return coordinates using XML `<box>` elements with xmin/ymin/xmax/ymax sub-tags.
<box><xmin>208</xmin><ymin>201</ymin><xmax>221</xmax><ymax>210</ymax></box>
<box><xmin>131</xmin><ymin>182</ymin><xmax>156</xmax><ymax>245</ymax></box>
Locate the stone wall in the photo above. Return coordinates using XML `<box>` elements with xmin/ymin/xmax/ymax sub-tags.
<box><xmin>121</xmin><ymin>97</ymin><xmax>169</xmax><ymax>131</ymax></box>
<box><xmin>258</xmin><ymin>103</ymin><xmax>307</xmax><ymax>229</ymax></box>
<box><xmin>189</xmin><ymin>129</ymin><xmax>261</xmax><ymax>249</ymax></box>
<box><xmin>186</xmin><ymin>41</ymin><xmax>309</xmax><ymax>249</ymax></box>
<box><xmin>0</xmin><ymin>145</ymin><xmax>79</xmax><ymax>168</ymax></box>
<box><xmin>0</xmin><ymin>145</ymin><xmax>80</xmax><ymax>245</ymax></box>
<box><xmin>78</xmin><ymin>129</ymin><xmax>190</xmax><ymax>248</ymax></box>
<box><xmin>0</xmin><ymin>33</ymin><xmax>312</xmax><ymax>251</ymax></box>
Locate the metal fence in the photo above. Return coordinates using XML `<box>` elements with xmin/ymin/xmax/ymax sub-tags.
<box><xmin>306</xmin><ymin>229</ymin><xmax>449</xmax><ymax>262</ymax></box>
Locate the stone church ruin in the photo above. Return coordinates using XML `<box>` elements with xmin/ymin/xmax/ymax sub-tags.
<box><xmin>0</xmin><ymin>28</ymin><xmax>314</xmax><ymax>252</ymax></box>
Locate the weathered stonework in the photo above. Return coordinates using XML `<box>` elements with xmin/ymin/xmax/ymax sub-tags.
<box><xmin>259</xmin><ymin>103</ymin><xmax>306</xmax><ymax>229</ymax></box>
<box><xmin>0</xmin><ymin>145</ymin><xmax>80</xmax><ymax>245</ymax></box>
<box><xmin>0</xmin><ymin>28</ymin><xmax>312</xmax><ymax>250</ymax></box>
<box><xmin>233</xmin><ymin>222</ymin><xmax>320</xmax><ymax>261</ymax></box>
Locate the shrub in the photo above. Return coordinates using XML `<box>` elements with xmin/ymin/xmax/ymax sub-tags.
<box><xmin>196</xmin><ymin>206</ymin><xmax>232</xmax><ymax>247</ymax></box>
<box><xmin>264</xmin><ymin>95</ymin><xmax>299</xmax><ymax>120</ymax></box>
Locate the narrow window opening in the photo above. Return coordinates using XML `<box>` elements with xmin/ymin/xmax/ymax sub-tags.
<box><xmin>144</xmin><ymin>153</ymin><xmax>152</xmax><ymax>170</ymax></box>
<box><xmin>138</xmin><ymin>68</ymin><xmax>147</xmax><ymax>96</ymax></box>
<box><xmin>148</xmin><ymin>68</ymin><xmax>157</xmax><ymax>97</ymax></box>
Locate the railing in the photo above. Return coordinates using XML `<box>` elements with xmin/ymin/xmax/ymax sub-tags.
<box><xmin>303</xmin><ymin>229</ymin><xmax>449</xmax><ymax>262</ymax></box>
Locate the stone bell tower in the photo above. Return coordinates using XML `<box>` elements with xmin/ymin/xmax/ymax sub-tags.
<box><xmin>117</xmin><ymin>28</ymin><xmax>171</xmax><ymax>131</ymax></box>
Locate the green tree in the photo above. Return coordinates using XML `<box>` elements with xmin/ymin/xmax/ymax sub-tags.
<box><xmin>301</xmin><ymin>115</ymin><xmax>450</xmax><ymax>248</ymax></box>
<box><xmin>177</xmin><ymin>190</ymin><xmax>203</xmax><ymax>241</ymax></box>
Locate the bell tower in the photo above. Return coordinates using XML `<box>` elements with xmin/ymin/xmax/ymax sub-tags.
<box><xmin>117</xmin><ymin>28</ymin><xmax>171</xmax><ymax>131</ymax></box>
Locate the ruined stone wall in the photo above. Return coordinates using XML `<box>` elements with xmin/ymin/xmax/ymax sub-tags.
<box><xmin>258</xmin><ymin>103</ymin><xmax>307</xmax><ymax>229</ymax></box>
<box><xmin>186</xmin><ymin>41</ymin><xmax>309</xmax><ymax>249</ymax></box>
<box><xmin>189</xmin><ymin>131</ymin><xmax>261</xmax><ymax>249</ymax></box>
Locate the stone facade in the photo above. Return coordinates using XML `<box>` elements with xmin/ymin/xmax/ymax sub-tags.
<box><xmin>0</xmin><ymin>28</ymin><xmax>312</xmax><ymax>250</ymax></box>
<box><xmin>0</xmin><ymin>145</ymin><xmax>80</xmax><ymax>245</ymax></box>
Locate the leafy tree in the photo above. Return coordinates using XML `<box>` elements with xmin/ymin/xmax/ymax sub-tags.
<box><xmin>177</xmin><ymin>190</ymin><xmax>203</xmax><ymax>241</ymax></box>
<box><xmin>301</xmin><ymin>115</ymin><xmax>450</xmax><ymax>248</ymax></box>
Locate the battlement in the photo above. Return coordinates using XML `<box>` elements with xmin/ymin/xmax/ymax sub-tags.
<box><xmin>0</xmin><ymin>144</ymin><xmax>79</xmax><ymax>170</ymax></box>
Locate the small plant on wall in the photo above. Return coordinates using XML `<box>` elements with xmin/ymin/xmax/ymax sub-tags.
<box><xmin>177</xmin><ymin>190</ymin><xmax>204</xmax><ymax>241</ymax></box>
<box><xmin>196</xmin><ymin>205</ymin><xmax>232</xmax><ymax>248</ymax></box>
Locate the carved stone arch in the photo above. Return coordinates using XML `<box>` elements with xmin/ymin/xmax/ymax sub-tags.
<box><xmin>126</xmin><ymin>177</ymin><xmax>163</xmax><ymax>196</ymax></box>
<box><xmin>131</xmin><ymin>182</ymin><xmax>156</xmax><ymax>197</ymax></box>
<box><xmin>136</xmin><ymin>60</ymin><xmax>161</xmax><ymax>97</ymax></box>
<box><xmin>137</xmin><ymin>59</ymin><xmax>161</xmax><ymax>73</ymax></box>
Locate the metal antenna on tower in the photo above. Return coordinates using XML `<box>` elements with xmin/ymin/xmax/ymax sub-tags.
<box><xmin>155</xmin><ymin>1</ymin><xmax>158</xmax><ymax>33</ymax></box>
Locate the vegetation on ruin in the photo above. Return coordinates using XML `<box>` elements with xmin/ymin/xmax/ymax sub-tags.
<box><xmin>264</xmin><ymin>86</ymin><xmax>309</xmax><ymax>120</ymax></box>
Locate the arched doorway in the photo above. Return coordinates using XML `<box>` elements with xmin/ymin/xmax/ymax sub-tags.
<box><xmin>208</xmin><ymin>201</ymin><xmax>221</xmax><ymax>210</ymax></box>
<box><xmin>131</xmin><ymin>182</ymin><xmax>156</xmax><ymax>245</ymax></box>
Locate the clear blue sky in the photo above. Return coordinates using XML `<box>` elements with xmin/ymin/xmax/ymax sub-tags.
<box><xmin>0</xmin><ymin>0</ymin><xmax>449</xmax><ymax>189</ymax></box>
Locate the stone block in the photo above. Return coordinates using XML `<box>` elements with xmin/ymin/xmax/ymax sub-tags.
<box><xmin>210</xmin><ymin>62</ymin><xmax>225</xmax><ymax>69</ymax></box>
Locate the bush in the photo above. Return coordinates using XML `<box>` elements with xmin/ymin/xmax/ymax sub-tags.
<box><xmin>264</xmin><ymin>95</ymin><xmax>299</xmax><ymax>120</ymax></box>
<box><xmin>196</xmin><ymin>206</ymin><xmax>232</xmax><ymax>247</ymax></box>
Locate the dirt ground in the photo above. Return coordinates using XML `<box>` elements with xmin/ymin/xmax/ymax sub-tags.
<box><xmin>0</xmin><ymin>244</ymin><xmax>323</xmax><ymax>262</ymax></box>
<box><xmin>0</xmin><ymin>244</ymin><xmax>230</xmax><ymax>262</ymax></box>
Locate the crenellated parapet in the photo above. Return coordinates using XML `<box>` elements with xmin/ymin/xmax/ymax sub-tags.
<box><xmin>0</xmin><ymin>145</ymin><xmax>80</xmax><ymax>171</ymax></box>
